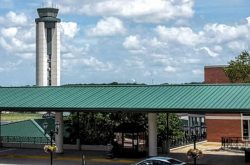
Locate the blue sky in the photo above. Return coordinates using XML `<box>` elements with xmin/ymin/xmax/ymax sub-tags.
<box><xmin>0</xmin><ymin>0</ymin><xmax>249</xmax><ymax>86</ymax></box>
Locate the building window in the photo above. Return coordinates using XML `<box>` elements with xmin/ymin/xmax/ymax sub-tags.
<box><xmin>243</xmin><ymin>114</ymin><xmax>250</xmax><ymax>140</ymax></box>
<box><xmin>243</xmin><ymin>120</ymin><xmax>250</xmax><ymax>140</ymax></box>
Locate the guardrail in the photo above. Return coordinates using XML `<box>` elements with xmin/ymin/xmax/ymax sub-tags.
<box><xmin>0</xmin><ymin>136</ymin><xmax>50</xmax><ymax>144</ymax></box>
<box><xmin>221</xmin><ymin>137</ymin><xmax>250</xmax><ymax>149</ymax></box>
<box><xmin>0</xmin><ymin>135</ymin><xmax>207</xmax><ymax>150</ymax></box>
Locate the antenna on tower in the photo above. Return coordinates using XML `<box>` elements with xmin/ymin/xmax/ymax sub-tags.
<box><xmin>41</xmin><ymin>1</ymin><xmax>57</xmax><ymax>8</ymax></box>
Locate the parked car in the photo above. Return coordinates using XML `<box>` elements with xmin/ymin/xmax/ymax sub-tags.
<box><xmin>131</xmin><ymin>156</ymin><xmax>186</xmax><ymax>165</ymax></box>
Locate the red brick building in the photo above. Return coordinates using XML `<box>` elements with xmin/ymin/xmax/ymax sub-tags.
<box><xmin>204</xmin><ymin>66</ymin><xmax>247</xmax><ymax>142</ymax></box>
<box><xmin>204</xmin><ymin>65</ymin><xmax>230</xmax><ymax>84</ymax></box>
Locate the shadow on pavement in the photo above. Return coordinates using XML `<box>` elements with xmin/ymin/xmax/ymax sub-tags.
<box><xmin>166</xmin><ymin>152</ymin><xmax>246</xmax><ymax>165</ymax></box>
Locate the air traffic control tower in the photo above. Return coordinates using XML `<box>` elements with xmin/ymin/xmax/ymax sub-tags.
<box><xmin>35</xmin><ymin>7</ymin><xmax>63</xmax><ymax>153</ymax></box>
<box><xmin>36</xmin><ymin>7</ymin><xmax>60</xmax><ymax>86</ymax></box>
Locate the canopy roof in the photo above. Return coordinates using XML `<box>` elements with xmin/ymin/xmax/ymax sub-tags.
<box><xmin>0</xmin><ymin>84</ymin><xmax>249</xmax><ymax>113</ymax></box>
<box><xmin>1</xmin><ymin>119</ymin><xmax>46</xmax><ymax>137</ymax></box>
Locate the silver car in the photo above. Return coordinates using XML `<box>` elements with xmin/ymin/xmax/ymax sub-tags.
<box><xmin>131</xmin><ymin>156</ymin><xmax>186</xmax><ymax>165</ymax></box>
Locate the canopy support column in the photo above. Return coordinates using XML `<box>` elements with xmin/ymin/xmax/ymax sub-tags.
<box><xmin>55</xmin><ymin>112</ymin><xmax>63</xmax><ymax>153</ymax></box>
<box><xmin>148</xmin><ymin>113</ymin><xmax>157</xmax><ymax>157</ymax></box>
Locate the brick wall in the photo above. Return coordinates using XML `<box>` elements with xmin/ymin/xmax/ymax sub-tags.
<box><xmin>206</xmin><ymin>113</ymin><xmax>241</xmax><ymax>142</ymax></box>
<box><xmin>204</xmin><ymin>66</ymin><xmax>230</xmax><ymax>83</ymax></box>
<box><xmin>204</xmin><ymin>66</ymin><xmax>240</xmax><ymax>142</ymax></box>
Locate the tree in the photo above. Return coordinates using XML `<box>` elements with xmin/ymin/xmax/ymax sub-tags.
<box><xmin>65</xmin><ymin>112</ymin><xmax>147</xmax><ymax>145</ymax></box>
<box><xmin>65</xmin><ymin>112</ymin><xmax>184</xmax><ymax>145</ymax></box>
<box><xmin>157</xmin><ymin>113</ymin><xmax>184</xmax><ymax>143</ymax></box>
<box><xmin>224</xmin><ymin>51</ymin><xmax>250</xmax><ymax>83</ymax></box>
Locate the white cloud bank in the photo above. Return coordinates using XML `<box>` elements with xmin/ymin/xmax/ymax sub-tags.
<box><xmin>151</xmin><ymin>17</ymin><xmax>250</xmax><ymax>52</ymax></box>
<box><xmin>120</xmin><ymin>17</ymin><xmax>250</xmax><ymax>83</ymax></box>
<box><xmin>58</xmin><ymin>0</ymin><xmax>194</xmax><ymax>23</ymax></box>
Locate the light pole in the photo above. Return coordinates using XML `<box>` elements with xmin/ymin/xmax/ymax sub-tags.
<box><xmin>191</xmin><ymin>125</ymin><xmax>199</xmax><ymax>165</ymax></box>
<box><xmin>0</xmin><ymin>111</ymin><xmax>1</xmax><ymax>147</ymax></box>
<box><xmin>43</xmin><ymin>121</ymin><xmax>59</xmax><ymax>165</ymax></box>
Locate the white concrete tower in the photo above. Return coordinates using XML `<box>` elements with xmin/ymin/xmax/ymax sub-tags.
<box><xmin>36</xmin><ymin>7</ymin><xmax>63</xmax><ymax>153</ymax></box>
<box><xmin>36</xmin><ymin>7</ymin><xmax>60</xmax><ymax>86</ymax></box>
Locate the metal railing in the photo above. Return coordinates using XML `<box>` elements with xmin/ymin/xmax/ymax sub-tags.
<box><xmin>1</xmin><ymin>136</ymin><xmax>50</xmax><ymax>144</ymax></box>
<box><xmin>221</xmin><ymin>137</ymin><xmax>250</xmax><ymax>150</ymax></box>
<box><xmin>170</xmin><ymin>135</ymin><xmax>207</xmax><ymax>148</ymax></box>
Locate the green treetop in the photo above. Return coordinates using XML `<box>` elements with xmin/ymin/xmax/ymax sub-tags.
<box><xmin>224</xmin><ymin>51</ymin><xmax>250</xmax><ymax>83</ymax></box>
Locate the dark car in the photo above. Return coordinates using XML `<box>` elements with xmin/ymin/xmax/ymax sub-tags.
<box><xmin>131</xmin><ymin>156</ymin><xmax>186</xmax><ymax>165</ymax></box>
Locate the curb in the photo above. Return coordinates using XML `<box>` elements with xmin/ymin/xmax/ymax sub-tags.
<box><xmin>170</xmin><ymin>141</ymin><xmax>207</xmax><ymax>151</ymax></box>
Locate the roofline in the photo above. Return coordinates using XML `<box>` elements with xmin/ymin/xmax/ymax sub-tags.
<box><xmin>1</xmin><ymin>83</ymin><xmax>250</xmax><ymax>88</ymax></box>
<box><xmin>1</xmin><ymin>107</ymin><xmax>250</xmax><ymax>113</ymax></box>
<box><xmin>204</xmin><ymin>65</ymin><xmax>228</xmax><ymax>69</ymax></box>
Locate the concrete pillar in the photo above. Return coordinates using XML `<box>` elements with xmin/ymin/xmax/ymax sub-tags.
<box><xmin>148</xmin><ymin>113</ymin><xmax>157</xmax><ymax>157</ymax></box>
<box><xmin>55</xmin><ymin>112</ymin><xmax>63</xmax><ymax>153</ymax></box>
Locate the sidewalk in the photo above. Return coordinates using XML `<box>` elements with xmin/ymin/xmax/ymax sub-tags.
<box><xmin>168</xmin><ymin>142</ymin><xmax>246</xmax><ymax>165</ymax></box>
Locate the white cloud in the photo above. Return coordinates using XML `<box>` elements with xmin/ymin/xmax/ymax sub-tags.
<box><xmin>203</xmin><ymin>23</ymin><xmax>249</xmax><ymax>43</ymax></box>
<box><xmin>0</xmin><ymin>26</ymin><xmax>35</xmax><ymax>59</ymax></box>
<box><xmin>60</xmin><ymin>22</ymin><xmax>79</xmax><ymax>38</ymax></box>
<box><xmin>0</xmin><ymin>60</ymin><xmax>22</xmax><ymax>73</ymax></box>
<box><xmin>125</xmin><ymin>57</ymin><xmax>144</xmax><ymax>69</ymax></box>
<box><xmin>246</xmin><ymin>17</ymin><xmax>250</xmax><ymax>25</ymax></box>
<box><xmin>181</xmin><ymin>58</ymin><xmax>200</xmax><ymax>64</ymax></box>
<box><xmin>58</xmin><ymin>0</ymin><xmax>194</xmax><ymax>23</ymax></box>
<box><xmin>88</xmin><ymin>17</ymin><xmax>126</xmax><ymax>37</ymax></box>
<box><xmin>147</xmin><ymin>38</ymin><xmax>167</xmax><ymax>48</ymax></box>
<box><xmin>123</xmin><ymin>35</ymin><xmax>141</xmax><ymax>49</ymax></box>
<box><xmin>155</xmin><ymin>26</ymin><xmax>201</xmax><ymax>46</ymax></box>
<box><xmin>63</xmin><ymin>56</ymin><xmax>113</xmax><ymax>72</ymax></box>
<box><xmin>164</xmin><ymin>66</ymin><xmax>176</xmax><ymax>72</ymax></box>
<box><xmin>197</xmin><ymin>47</ymin><xmax>219</xmax><ymax>57</ymax></box>
<box><xmin>1</xmin><ymin>27</ymin><xmax>17</xmax><ymax>38</ymax></box>
<box><xmin>61</xmin><ymin>42</ymin><xmax>90</xmax><ymax>59</ymax></box>
<box><xmin>227</xmin><ymin>41</ymin><xmax>249</xmax><ymax>52</ymax></box>
<box><xmin>0</xmin><ymin>11</ymin><xmax>27</xmax><ymax>26</ymax></box>
<box><xmin>0</xmin><ymin>37</ymin><xmax>12</xmax><ymax>50</ymax></box>
<box><xmin>192</xmin><ymin>69</ymin><xmax>203</xmax><ymax>75</ymax></box>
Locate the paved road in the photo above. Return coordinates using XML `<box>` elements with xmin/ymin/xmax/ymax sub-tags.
<box><xmin>0</xmin><ymin>157</ymin><xmax>130</xmax><ymax>165</ymax></box>
<box><xmin>1</xmin><ymin>142</ymin><xmax>248</xmax><ymax>165</ymax></box>
<box><xmin>0</xmin><ymin>148</ymin><xmax>135</xmax><ymax>165</ymax></box>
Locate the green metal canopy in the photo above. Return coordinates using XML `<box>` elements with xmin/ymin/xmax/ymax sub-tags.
<box><xmin>0</xmin><ymin>84</ymin><xmax>249</xmax><ymax>113</ymax></box>
<box><xmin>1</xmin><ymin>119</ymin><xmax>45</xmax><ymax>137</ymax></box>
